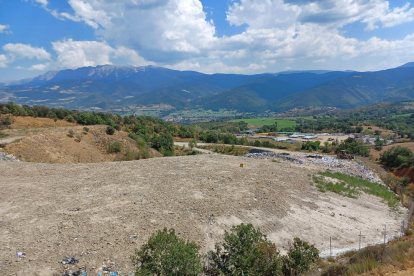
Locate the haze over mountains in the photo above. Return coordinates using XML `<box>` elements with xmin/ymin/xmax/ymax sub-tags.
<box><xmin>1</xmin><ymin>63</ymin><xmax>414</xmax><ymax>112</ymax></box>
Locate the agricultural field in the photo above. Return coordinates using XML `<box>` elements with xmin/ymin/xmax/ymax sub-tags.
<box><xmin>232</xmin><ymin>118</ymin><xmax>296</xmax><ymax>129</ymax></box>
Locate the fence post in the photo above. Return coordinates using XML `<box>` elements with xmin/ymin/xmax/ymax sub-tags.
<box><xmin>330</xmin><ymin>236</ymin><xmax>332</xmax><ymax>257</ymax></box>
<box><xmin>359</xmin><ymin>231</ymin><xmax>361</xmax><ymax>250</ymax></box>
<box><xmin>384</xmin><ymin>225</ymin><xmax>386</xmax><ymax>244</ymax></box>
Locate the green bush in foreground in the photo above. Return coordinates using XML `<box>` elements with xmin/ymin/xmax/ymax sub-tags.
<box><xmin>133</xmin><ymin>224</ymin><xmax>319</xmax><ymax>276</ymax></box>
<box><xmin>132</xmin><ymin>228</ymin><xmax>203</xmax><ymax>276</ymax></box>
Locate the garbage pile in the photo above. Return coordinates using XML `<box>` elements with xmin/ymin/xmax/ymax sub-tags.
<box><xmin>244</xmin><ymin>152</ymin><xmax>383</xmax><ymax>184</ymax></box>
<box><xmin>0</xmin><ymin>152</ymin><xmax>20</xmax><ymax>162</ymax></box>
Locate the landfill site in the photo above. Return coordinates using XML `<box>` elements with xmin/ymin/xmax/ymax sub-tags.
<box><xmin>0</xmin><ymin>150</ymin><xmax>408</xmax><ymax>276</ymax></box>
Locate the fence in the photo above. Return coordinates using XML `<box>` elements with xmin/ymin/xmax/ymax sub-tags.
<box><xmin>324</xmin><ymin>199</ymin><xmax>413</xmax><ymax>258</ymax></box>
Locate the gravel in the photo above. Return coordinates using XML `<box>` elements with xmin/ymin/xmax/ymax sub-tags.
<box><xmin>0</xmin><ymin>152</ymin><xmax>20</xmax><ymax>162</ymax></box>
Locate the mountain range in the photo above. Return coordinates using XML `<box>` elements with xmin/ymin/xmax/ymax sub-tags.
<box><xmin>1</xmin><ymin>63</ymin><xmax>414</xmax><ymax>113</ymax></box>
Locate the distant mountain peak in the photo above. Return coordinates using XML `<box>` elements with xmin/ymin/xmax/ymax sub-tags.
<box><xmin>398</xmin><ymin>62</ymin><xmax>414</xmax><ymax>68</ymax></box>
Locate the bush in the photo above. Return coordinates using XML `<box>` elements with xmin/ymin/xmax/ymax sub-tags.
<box><xmin>151</xmin><ymin>133</ymin><xmax>174</xmax><ymax>153</ymax></box>
<box><xmin>65</xmin><ymin>115</ymin><xmax>75</xmax><ymax>123</ymax></box>
<box><xmin>106</xmin><ymin>126</ymin><xmax>115</xmax><ymax>135</ymax></box>
<box><xmin>188</xmin><ymin>139</ymin><xmax>197</xmax><ymax>149</ymax></box>
<box><xmin>67</xmin><ymin>130</ymin><xmax>75</xmax><ymax>138</ymax></box>
<box><xmin>282</xmin><ymin>237</ymin><xmax>319</xmax><ymax>276</ymax></box>
<box><xmin>83</xmin><ymin>127</ymin><xmax>89</xmax><ymax>132</ymax></box>
<box><xmin>335</xmin><ymin>138</ymin><xmax>369</xmax><ymax>157</ymax></box>
<box><xmin>302</xmin><ymin>141</ymin><xmax>321</xmax><ymax>151</ymax></box>
<box><xmin>380</xmin><ymin>146</ymin><xmax>414</xmax><ymax>168</ymax></box>
<box><xmin>207</xmin><ymin>223</ymin><xmax>282</xmax><ymax>276</ymax></box>
<box><xmin>107</xmin><ymin>141</ymin><xmax>123</xmax><ymax>153</ymax></box>
<box><xmin>349</xmin><ymin>245</ymin><xmax>386</xmax><ymax>264</ymax></box>
<box><xmin>2</xmin><ymin>115</ymin><xmax>12</xmax><ymax>126</ymax></box>
<box><xmin>132</xmin><ymin>228</ymin><xmax>203</xmax><ymax>276</ymax></box>
<box><xmin>321</xmin><ymin>263</ymin><xmax>346</xmax><ymax>276</ymax></box>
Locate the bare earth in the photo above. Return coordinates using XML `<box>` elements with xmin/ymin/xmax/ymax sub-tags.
<box><xmin>0</xmin><ymin>154</ymin><xmax>407</xmax><ymax>275</ymax></box>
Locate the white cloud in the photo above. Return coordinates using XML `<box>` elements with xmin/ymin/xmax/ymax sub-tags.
<box><xmin>51</xmin><ymin>39</ymin><xmax>153</xmax><ymax>70</ymax></box>
<box><xmin>29</xmin><ymin>63</ymin><xmax>51</xmax><ymax>70</ymax></box>
<box><xmin>34</xmin><ymin>0</ymin><xmax>48</xmax><ymax>6</ymax></box>
<box><xmin>52</xmin><ymin>39</ymin><xmax>114</xmax><ymax>69</ymax></box>
<box><xmin>3</xmin><ymin>43</ymin><xmax>51</xmax><ymax>60</ymax></box>
<box><xmin>15</xmin><ymin>0</ymin><xmax>414</xmax><ymax>74</ymax></box>
<box><xmin>0</xmin><ymin>25</ymin><xmax>11</xmax><ymax>34</ymax></box>
<box><xmin>0</xmin><ymin>55</ymin><xmax>9</xmax><ymax>68</ymax></box>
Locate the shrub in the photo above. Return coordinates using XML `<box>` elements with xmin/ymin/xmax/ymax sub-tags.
<box><xmin>132</xmin><ymin>228</ymin><xmax>203</xmax><ymax>276</ymax></box>
<box><xmin>188</xmin><ymin>139</ymin><xmax>197</xmax><ymax>149</ymax></box>
<box><xmin>107</xmin><ymin>141</ymin><xmax>123</xmax><ymax>153</ymax></box>
<box><xmin>2</xmin><ymin>115</ymin><xmax>12</xmax><ymax>126</ymax></box>
<box><xmin>106</xmin><ymin>126</ymin><xmax>115</xmax><ymax>135</ymax></box>
<box><xmin>83</xmin><ymin>127</ymin><xmax>89</xmax><ymax>132</ymax></box>
<box><xmin>349</xmin><ymin>245</ymin><xmax>385</xmax><ymax>264</ymax></box>
<box><xmin>151</xmin><ymin>133</ymin><xmax>174</xmax><ymax>153</ymax></box>
<box><xmin>335</xmin><ymin>138</ymin><xmax>369</xmax><ymax>157</ymax></box>
<box><xmin>321</xmin><ymin>264</ymin><xmax>347</xmax><ymax>276</ymax></box>
<box><xmin>65</xmin><ymin>115</ymin><xmax>75</xmax><ymax>123</ymax></box>
<box><xmin>282</xmin><ymin>237</ymin><xmax>319</xmax><ymax>276</ymax></box>
<box><xmin>380</xmin><ymin>146</ymin><xmax>414</xmax><ymax>168</ymax></box>
<box><xmin>75</xmin><ymin>135</ymin><xmax>82</xmax><ymax>142</ymax></box>
<box><xmin>67</xmin><ymin>130</ymin><xmax>75</xmax><ymax>138</ymax></box>
<box><xmin>302</xmin><ymin>141</ymin><xmax>321</xmax><ymax>151</ymax></box>
<box><xmin>207</xmin><ymin>223</ymin><xmax>282</xmax><ymax>276</ymax></box>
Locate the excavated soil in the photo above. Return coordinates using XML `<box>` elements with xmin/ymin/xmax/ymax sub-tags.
<box><xmin>2</xmin><ymin>125</ymin><xmax>147</xmax><ymax>163</ymax></box>
<box><xmin>0</xmin><ymin>155</ymin><xmax>407</xmax><ymax>275</ymax></box>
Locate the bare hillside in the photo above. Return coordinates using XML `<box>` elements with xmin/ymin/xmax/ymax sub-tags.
<box><xmin>0</xmin><ymin>155</ymin><xmax>407</xmax><ymax>275</ymax></box>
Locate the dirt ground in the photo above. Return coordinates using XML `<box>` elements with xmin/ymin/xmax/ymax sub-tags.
<box><xmin>1</xmin><ymin>115</ymin><xmax>76</xmax><ymax>130</ymax></box>
<box><xmin>1</xmin><ymin>125</ymin><xmax>147</xmax><ymax>163</ymax></box>
<box><xmin>0</xmin><ymin>155</ymin><xmax>407</xmax><ymax>276</ymax></box>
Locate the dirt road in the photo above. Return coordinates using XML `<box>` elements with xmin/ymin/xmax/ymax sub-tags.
<box><xmin>0</xmin><ymin>154</ymin><xmax>407</xmax><ymax>275</ymax></box>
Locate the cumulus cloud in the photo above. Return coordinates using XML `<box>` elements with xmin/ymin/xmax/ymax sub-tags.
<box><xmin>0</xmin><ymin>55</ymin><xmax>9</xmax><ymax>68</ymax></box>
<box><xmin>3</xmin><ymin>43</ymin><xmax>51</xmax><ymax>60</ymax></box>
<box><xmin>0</xmin><ymin>25</ymin><xmax>11</xmax><ymax>34</ymax></box>
<box><xmin>16</xmin><ymin>0</ymin><xmax>414</xmax><ymax>74</ymax></box>
<box><xmin>51</xmin><ymin>39</ymin><xmax>152</xmax><ymax>69</ymax></box>
<box><xmin>52</xmin><ymin>39</ymin><xmax>114</xmax><ymax>69</ymax></box>
<box><xmin>29</xmin><ymin>63</ymin><xmax>51</xmax><ymax>70</ymax></box>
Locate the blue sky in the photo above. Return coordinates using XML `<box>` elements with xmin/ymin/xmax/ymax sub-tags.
<box><xmin>1</xmin><ymin>0</ymin><xmax>414</xmax><ymax>82</ymax></box>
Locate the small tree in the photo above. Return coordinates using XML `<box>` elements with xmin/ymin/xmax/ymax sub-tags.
<box><xmin>188</xmin><ymin>139</ymin><xmax>197</xmax><ymax>150</ymax></box>
<box><xmin>282</xmin><ymin>238</ymin><xmax>319</xmax><ymax>276</ymax></box>
<box><xmin>132</xmin><ymin>228</ymin><xmax>203</xmax><ymax>276</ymax></box>
<box><xmin>106</xmin><ymin>126</ymin><xmax>115</xmax><ymax>135</ymax></box>
<box><xmin>207</xmin><ymin>223</ymin><xmax>282</xmax><ymax>276</ymax></box>
<box><xmin>380</xmin><ymin>146</ymin><xmax>414</xmax><ymax>168</ymax></box>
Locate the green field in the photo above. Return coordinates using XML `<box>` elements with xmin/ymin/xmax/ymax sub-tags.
<box><xmin>232</xmin><ymin>118</ymin><xmax>296</xmax><ymax>129</ymax></box>
<box><xmin>391</xmin><ymin>113</ymin><xmax>412</xmax><ymax>118</ymax></box>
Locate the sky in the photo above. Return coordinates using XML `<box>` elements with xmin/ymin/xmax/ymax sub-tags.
<box><xmin>1</xmin><ymin>0</ymin><xmax>414</xmax><ymax>82</ymax></box>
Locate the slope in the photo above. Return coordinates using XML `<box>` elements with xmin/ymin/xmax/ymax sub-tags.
<box><xmin>273</xmin><ymin>67</ymin><xmax>414</xmax><ymax>110</ymax></box>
